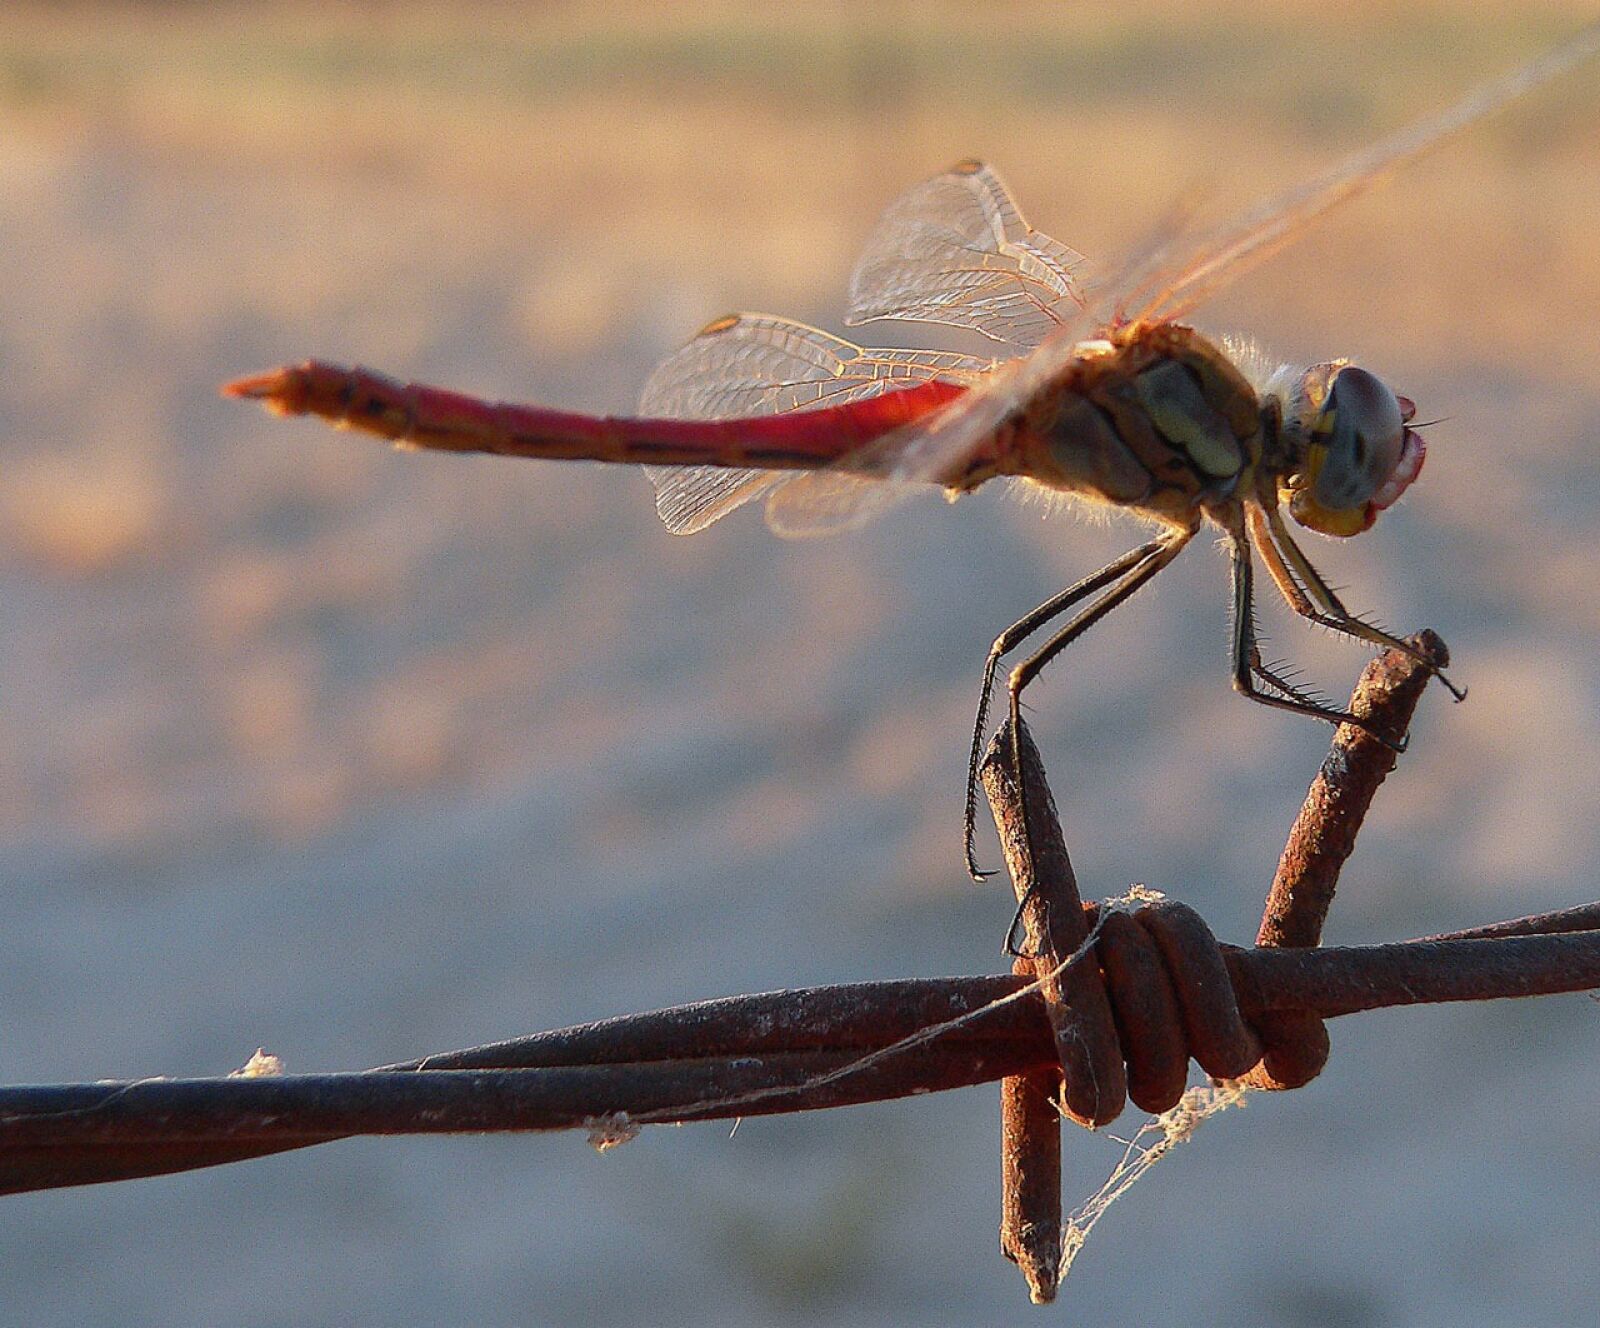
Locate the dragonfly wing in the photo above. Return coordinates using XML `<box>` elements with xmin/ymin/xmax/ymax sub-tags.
<box><xmin>769</xmin><ymin>305</ymin><xmax>1108</xmax><ymax>539</ymax></box>
<box><xmin>1122</xmin><ymin>24</ymin><xmax>1600</xmax><ymax>325</ymax></box>
<box><xmin>639</xmin><ymin>313</ymin><xmax>992</xmax><ymax>535</ymax></box>
<box><xmin>648</xmin><ymin>466</ymin><xmax>791</xmax><ymax>536</ymax></box>
<box><xmin>762</xmin><ymin>470</ymin><xmax>907</xmax><ymax>537</ymax></box>
<box><xmin>844</xmin><ymin>160</ymin><xmax>1088</xmax><ymax>350</ymax></box>
<box><xmin>881</xmin><ymin>302</ymin><xmax>1110</xmax><ymax>493</ymax></box>
<box><xmin>639</xmin><ymin>312</ymin><xmax>992</xmax><ymax>417</ymax></box>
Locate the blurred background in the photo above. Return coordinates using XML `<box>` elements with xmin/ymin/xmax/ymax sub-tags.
<box><xmin>2</xmin><ymin>2</ymin><xmax>1597</xmax><ymax>1323</ymax></box>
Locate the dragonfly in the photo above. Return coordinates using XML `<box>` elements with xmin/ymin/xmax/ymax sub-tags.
<box><xmin>226</xmin><ymin>27</ymin><xmax>1597</xmax><ymax>881</ymax></box>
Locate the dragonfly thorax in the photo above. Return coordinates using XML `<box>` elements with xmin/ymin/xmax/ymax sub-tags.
<box><xmin>1018</xmin><ymin>322</ymin><xmax>1265</xmax><ymax>527</ymax></box>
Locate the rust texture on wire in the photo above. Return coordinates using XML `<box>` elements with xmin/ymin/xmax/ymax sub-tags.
<box><xmin>982</xmin><ymin>725</ymin><xmax>1122</xmax><ymax>1127</ymax></box>
<box><xmin>1250</xmin><ymin>629</ymin><xmax>1445</xmax><ymax>1086</ymax></box>
<box><xmin>1248</xmin><ymin>628</ymin><xmax>1451</xmax><ymax>1090</ymax></box>
<box><xmin>998</xmin><ymin>959</ymin><xmax>1064</xmax><ymax>1303</ymax></box>
<box><xmin>1</xmin><ymin>631</ymin><xmax>1596</xmax><ymax>1309</ymax></box>
<box><xmin>983</xmin><ymin>736</ymin><xmax>1087</xmax><ymax>1302</ymax></box>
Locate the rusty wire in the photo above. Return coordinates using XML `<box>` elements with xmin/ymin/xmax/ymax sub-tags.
<box><xmin>1</xmin><ymin>632</ymin><xmax>1597</xmax><ymax>1305</ymax></box>
<box><xmin>987</xmin><ymin>627</ymin><xmax>1441</xmax><ymax>1299</ymax></box>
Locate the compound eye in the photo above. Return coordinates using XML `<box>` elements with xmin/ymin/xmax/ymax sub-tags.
<box><xmin>1333</xmin><ymin>367</ymin><xmax>1403</xmax><ymax>452</ymax></box>
<box><xmin>1313</xmin><ymin>366</ymin><xmax>1404</xmax><ymax>509</ymax></box>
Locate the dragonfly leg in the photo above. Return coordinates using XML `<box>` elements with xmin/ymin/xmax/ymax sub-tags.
<box><xmin>1249</xmin><ymin>504</ymin><xmax>1466</xmax><ymax>701</ymax></box>
<box><xmin>963</xmin><ymin>539</ymin><xmax>1168</xmax><ymax>881</ymax></box>
<box><xmin>1228</xmin><ymin>528</ymin><xmax>1407</xmax><ymax>751</ymax></box>
<box><xmin>1249</xmin><ymin>656</ymin><xmax>1333</xmax><ymax>712</ymax></box>
<box><xmin>996</xmin><ymin>530</ymin><xmax>1195</xmax><ymax>889</ymax></box>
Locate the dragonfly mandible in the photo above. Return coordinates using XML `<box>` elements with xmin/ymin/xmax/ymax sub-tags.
<box><xmin>226</xmin><ymin>26</ymin><xmax>1598</xmax><ymax>880</ymax></box>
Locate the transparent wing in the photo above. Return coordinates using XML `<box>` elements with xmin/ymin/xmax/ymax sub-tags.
<box><xmin>639</xmin><ymin>313</ymin><xmax>992</xmax><ymax>417</ymax></box>
<box><xmin>743</xmin><ymin>310</ymin><xmax>1111</xmax><ymax>542</ymax></box>
<box><xmin>844</xmin><ymin>160</ymin><xmax>1088</xmax><ymax>350</ymax></box>
<box><xmin>639</xmin><ymin>313</ymin><xmax>992</xmax><ymax>535</ymax></box>
<box><xmin>646</xmin><ymin>467</ymin><xmax>791</xmax><ymax>537</ymax></box>
<box><xmin>763</xmin><ymin>470</ymin><xmax>904</xmax><ymax>537</ymax></box>
<box><xmin>1121</xmin><ymin>23</ymin><xmax>1600</xmax><ymax>325</ymax></box>
<box><xmin>873</xmin><ymin>304</ymin><xmax>1105</xmax><ymax>494</ymax></box>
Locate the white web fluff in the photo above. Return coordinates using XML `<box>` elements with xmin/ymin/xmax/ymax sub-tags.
<box><xmin>1010</xmin><ymin>881</ymin><xmax>1256</xmax><ymax>1287</ymax></box>
<box><xmin>1059</xmin><ymin>1080</ymin><xmax>1252</xmax><ymax>1281</ymax></box>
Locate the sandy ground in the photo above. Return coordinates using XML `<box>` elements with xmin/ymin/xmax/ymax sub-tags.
<box><xmin>2</xmin><ymin>4</ymin><xmax>1598</xmax><ymax>1324</ymax></box>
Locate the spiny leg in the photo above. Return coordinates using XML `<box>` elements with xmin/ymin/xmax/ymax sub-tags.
<box><xmin>997</xmin><ymin>529</ymin><xmax>1195</xmax><ymax>910</ymax></box>
<box><xmin>1230</xmin><ymin>526</ymin><xmax>1341</xmax><ymax>711</ymax></box>
<box><xmin>1248</xmin><ymin>504</ymin><xmax>1466</xmax><ymax>701</ymax></box>
<box><xmin>1227</xmin><ymin>528</ymin><xmax>1406</xmax><ymax>750</ymax></box>
<box><xmin>1250</xmin><ymin>656</ymin><xmax>1333</xmax><ymax>712</ymax></box>
<box><xmin>963</xmin><ymin>539</ymin><xmax>1168</xmax><ymax>880</ymax></box>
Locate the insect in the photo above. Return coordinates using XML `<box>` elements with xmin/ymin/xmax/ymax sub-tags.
<box><xmin>226</xmin><ymin>27</ymin><xmax>1597</xmax><ymax>879</ymax></box>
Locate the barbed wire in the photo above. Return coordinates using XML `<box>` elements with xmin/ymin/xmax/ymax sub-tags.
<box><xmin>1</xmin><ymin>631</ymin><xmax>1595</xmax><ymax>1304</ymax></box>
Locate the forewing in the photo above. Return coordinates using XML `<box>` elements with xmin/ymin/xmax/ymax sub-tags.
<box><xmin>639</xmin><ymin>313</ymin><xmax>991</xmax><ymax>535</ymax></box>
<box><xmin>1124</xmin><ymin>24</ymin><xmax>1600</xmax><ymax>324</ymax></box>
<box><xmin>845</xmin><ymin>160</ymin><xmax>1088</xmax><ymax>350</ymax></box>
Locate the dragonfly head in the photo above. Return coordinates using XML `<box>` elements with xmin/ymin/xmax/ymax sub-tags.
<box><xmin>1280</xmin><ymin>363</ymin><xmax>1424</xmax><ymax>537</ymax></box>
